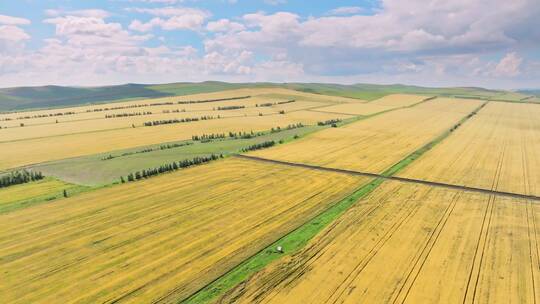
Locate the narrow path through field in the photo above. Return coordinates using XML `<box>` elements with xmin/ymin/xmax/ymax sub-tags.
<box><xmin>235</xmin><ymin>154</ymin><xmax>540</xmax><ymax>202</ymax></box>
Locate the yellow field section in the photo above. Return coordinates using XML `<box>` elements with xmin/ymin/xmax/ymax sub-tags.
<box><xmin>0</xmin><ymin>112</ymin><xmax>332</xmax><ymax>170</ymax></box>
<box><xmin>251</xmin><ymin>98</ymin><xmax>483</xmax><ymax>173</ymax></box>
<box><xmin>0</xmin><ymin>158</ymin><xmax>366</xmax><ymax>304</ymax></box>
<box><xmin>0</xmin><ymin>87</ymin><xmax>350</xmax><ymax>122</ymax></box>
<box><xmin>371</xmin><ymin>94</ymin><xmax>428</xmax><ymax>107</ymax></box>
<box><xmin>0</xmin><ymin>100</ymin><xmax>331</xmax><ymax>142</ymax></box>
<box><xmin>219</xmin><ymin>182</ymin><xmax>540</xmax><ymax>304</ymax></box>
<box><xmin>0</xmin><ymin>96</ymin><xmax>294</xmax><ymax>128</ymax></box>
<box><xmin>0</xmin><ymin>178</ymin><xmax>68</xmax><ymax>207</ymax></box>
<box><xmin>309</xmin><ymin>94</ymin><xmax>427</xmax><ymax>115</ymax></box>
<box><xmin>398</xmin><ymin>102</ymin><xmax>540</xmax><ymax>197</ymax></box>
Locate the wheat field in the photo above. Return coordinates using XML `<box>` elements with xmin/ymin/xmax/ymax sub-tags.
<box><xmin>219</xmin><ymin>181</ymin><xmax>539</xmax><ymax>304</ymax></box>
<box><xmin>251</xmin><ymin>97</ymin><xmax>483</xmax><ymax>173</ymax></box>
<box><xmin>310</xmin><ymin>94</ymin><xmax>427</xmax><ymax>115</ymax></box>
<box><xmin>398</xmin><ymin>101</ymin><xmax>540</xmax><ymax>196</ymax></box>
<box><xmin>0</xmin><ymin>157</ymin><xmax>366</xmax><ymax>304</ymax></box>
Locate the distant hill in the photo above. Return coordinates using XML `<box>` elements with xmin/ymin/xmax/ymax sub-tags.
<box><xmin>518</xmin><ymin>89</ymin><xmax>540</xmax><ymax>97</ymax></box>
<box><xmin>0</xmin><ymin>81</ymin><xmax>534</xmax><ymax>112</ymax></box>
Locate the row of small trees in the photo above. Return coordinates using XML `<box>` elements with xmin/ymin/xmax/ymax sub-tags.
<box><xmin>143</xmin><ymin>116</ymin><xmax>215</xmax><ymax>127</ymax></box>
<box><xmin>122</xmin><ymin>154</ymin><xmax>223</xmax><ymax>182</ymax></box>
<box><xmin>87</xmin><ymin>101</ymin><xmax>174</xmax><ymax>113</ymax></box>
<box><xmin>13</xmin><ymin>111</ymin><xmax>75</xmax><ymax>121</ymax></box>
<box><xmin>0</xmin><ymin>170</ymin><xmax>44</xmax><ymax>188</ymax></box>
<box><xmin>216</xmin><ymin>105</ymin><xmax>246</xmax><ymax>111</ymax></box>
<box><xmin>317</xmin><ymin>119</ymin><xmax>342</xmax><ymax>126</ymax></box>
<box><xmin>105</xmin><ymin>111</ymin><xmax>152</xmax><ymax>119</ymax></box>
<box><xmin>177</xmin><ymin>95</ymin><xmax>251</xmax><ymax>104</ymax></box>
<box><xmin>102</xmin><ymin>142</ymin><xmax>194</xmax><ymax>160</ymax></box>
<box><xmin>240</xmin><ymin>141</ymin><xmax>276</xmax><ymax>152</ymax></box>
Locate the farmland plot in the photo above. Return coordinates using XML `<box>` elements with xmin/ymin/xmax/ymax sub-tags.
<box><xmin>311</xmin><ymin>94</ymin><xmax>427</xmax><ymax>115</ymax></box>
<box><xmin>0</xmin><ymin>178</ymin><xmax>80</xmax><ymax>213</ymax></box>
<box><xmin>0</xmin><ymin>109</ymin><xmax>352</xmax><ymax>171</ymax></box>
<box><xmin>219</xmin><ymin>181</ymin><xmax>539</xmax><ymax>304</ymax></box>
<box><xmin>0</xmin><ymin>158</ymin><xmax>366</xmax><ymax>304</ymax></box>
<box><xmin>398</xmin><ymin>101</ymin><xmax>540</xmax><ymax>196</ymax></box>
<box><xmin>251</xmin><ymin>98</ymin><xmax>483</xmax><ymax>173</ymax></box>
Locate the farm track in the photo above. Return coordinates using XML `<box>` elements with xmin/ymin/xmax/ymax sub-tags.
<box><xmin>236</xmin><ymin>155</ymin><xmax>540</xmax><ymax>202</ymax></box>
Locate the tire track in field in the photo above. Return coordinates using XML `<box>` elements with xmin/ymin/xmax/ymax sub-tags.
<box><xmin>392</xmin><ymin>191</ymin><xmax>461</xmax><ymax>304</ymax></box>
<box><xmin>254</xmin><ymin>185</ymin><xmax>411</xmax><ymax>302</ymax></box>
<box><xmin>252</xmin><ymin>189</ymin><xmax>402</xmax><ymax>304</ymax></box>
<box><xmin>462</xmin><ymin>140</ymin><xmax>506</xmax><ymax>304</ymax></box>
<box><xmin>522</xmin><ymin>135</ymin><xmax>538</xmax><ymax>303</ymax></box>
<box><xmin>323</xmin><ymin>192</ymin><xmax>425</xmax><ymax>304</ymax></box>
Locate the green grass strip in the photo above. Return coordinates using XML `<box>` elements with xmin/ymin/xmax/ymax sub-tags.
<box><xmin>181</xmin><ymin>178</ymin><xmax>384</xmax><ymax>304</ymax></box>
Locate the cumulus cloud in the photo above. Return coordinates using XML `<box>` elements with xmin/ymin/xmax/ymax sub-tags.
<box><xmin>128</xmin><ymin>7</ymin><xmax>211</xmax><ymax>32</ymax></box>
<box><xmin>206</xmin><ymin>19</ymin><xmax>245</xmax><ymax>33</ymax></box>
<box><xmin>0</xmin><ymin>15</ymin><xmax>31</xmax><ymax>54</ymax></box>
<box><xmin>0</xmin><ymin>14</ymin><xmax>31</xmax><ymax>25</ymax></box>
<box><xmin>494</xmin><ymin>52</ymin><xmax>522</xmax><ymax>77</ymax></box>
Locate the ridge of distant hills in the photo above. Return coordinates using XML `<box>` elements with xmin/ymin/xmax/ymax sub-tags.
<box><xmin>0</xmin><ymin>81</ymin><xmax>537</xmax><ymax>112</ymax></box>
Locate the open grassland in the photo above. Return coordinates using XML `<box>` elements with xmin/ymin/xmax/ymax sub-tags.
<box><xmin>219</xmin><ymin>181</ymin><xmax>540</xmax><ymax>304</ymax></box>
<box><xmin>32</xmin><ymin>125</ymin><xmax>323</xmax><ymax>186</ymax></box>
<box><xmin>251</xmin><ymin>97</ymin><xmax>483</xmax><ymax>173</ymax></box>
<box><xmin>398</xmin><ymin>101</ymin><xmax>540</xmax><ymax>197</ymax></box>
<box><xmin>0</xmin><ymin>178</ymin><xmax>86</xmax><ymax>214</ymax></box>
<box><xmin>309</xmin><ymin>94</ymin><xmax>428</xmax><ymax>116</ymax></box>
<box><xmin>0</xmin><ymin>158</ymin><xmax>366</xmax><ymax>304</ymax></box>
<box><xmin>0</xmin><ymin>109</ymin><xmax>351</xmax><ymax>171</ymax></box>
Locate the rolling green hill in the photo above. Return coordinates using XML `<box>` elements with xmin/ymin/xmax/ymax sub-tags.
<box><xmin>0</xmin><ymin>81</ymin><xmax>535</xmax><ymax>112</ymax></box>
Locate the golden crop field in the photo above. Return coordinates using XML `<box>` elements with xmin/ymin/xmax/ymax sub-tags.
<box><xmin>251</xmin><ymin>97</ymin><xmax>483</xmax><ymax>173</ymax></box>
<box><xmin>0</xmin><ymin>158</ymin><xmax>367</xmax><ymax>304</ymax></box>
<box><xmin>0</xmin><ymin>107</ymin><xmax>353</xmax><ymax>171</ymax></box>
<box><xmin>0</xmin><ymin>87</ymin><xmax>353</xmax><ymax>124</ymax></box>
<box><xmin>0</xmin><ymin>178</ymin><xmax>73</xmax><ymax>213</ymax></box>
<box><xmin>0</xmin><ymin>98</ymin><xmax>334</xmax><ymax>143</ymax></box>
<box><xmin>219</xmin><ymin>181</ymin><xmax>540</xmax><ymax>304</ymax></box>
<box><xmin>310</xmin><ymin>94</ymin><xmax>427</xmax><ymax>115</ymax></box>
<box><xmin>398</xmin><ymin>101</ymin><xmax>540</xmax><ymax>196</ymax></box>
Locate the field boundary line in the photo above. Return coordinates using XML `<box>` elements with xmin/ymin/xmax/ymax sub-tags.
<box><xmin>236</xmin><ymin>155</ymin><xmax>540</xmax><ymax>202</ymax></box>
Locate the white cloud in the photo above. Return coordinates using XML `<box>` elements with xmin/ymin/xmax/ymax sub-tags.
<box><xmin>327</xmin><ymin>6</ymin><xmax>363</xmax><ymax>16</ymax></box>
<box><xmin>128</xmin><ymin>7</ymin><xmax>211</xmax><ymax>32</ymax></box>
<box><xmin>45</xmin><ymin>9</ymin><xmax>110</xmax><ymax>19</ymax></box>
<box><xmin>206</xmin><ymin>19</ymin><xmax>245</xmax><ymax>33</ymax></box>
<box><xmin>0</xmin><ymin>14</ymin><xmax>31</xmax><ymax>25</ymax></box>
<box><xmin>494</xmin><ymin>52</ymin><xmax>522</xmax><ymax>77</ymax></box>
<box><xmin>0</xmin><ymin>15</ymin><xmax>31</xmax><ymax>54</ymax></box>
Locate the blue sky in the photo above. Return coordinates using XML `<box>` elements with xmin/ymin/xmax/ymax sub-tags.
<box><xmin>0</xmin><ymin>0</ymin><xmax>538</xmax><ymax>89</ymax></box>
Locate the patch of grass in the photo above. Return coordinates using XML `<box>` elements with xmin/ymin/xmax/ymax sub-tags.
<box><xmin>0</xmin><ymin>178</ymin><xmax>92</xmax><ymax>214</ymax></box>
<box><xmin>32</xmin><ymin>125</ymin><xmax>325</xmax><ymax>186</ymax></box>
<box><xmin>181</xmin><ymin>178</ymin><xmax>384</xmax><ymax>304</ymax></box>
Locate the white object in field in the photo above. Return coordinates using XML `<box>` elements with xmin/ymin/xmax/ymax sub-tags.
<box><xmin>276</xmin><ymin>246</ymin><xmax>283</xmax><ymax>253</ymax></box>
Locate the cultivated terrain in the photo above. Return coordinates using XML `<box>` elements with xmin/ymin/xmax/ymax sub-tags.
<box><xmin>0</xmin><ymin>82</ymin><xmax>538</xmax><ymax>303</ymax></box>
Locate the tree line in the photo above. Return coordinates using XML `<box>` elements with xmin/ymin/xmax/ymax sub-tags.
<box><xmin>317</xmin><ymin>118</ymin><xmax>342</xmax><ymax>126</ymax></box>
<box><xmin>123</xmin><ymin>154</ymin><xmax>223</xmax><ymax>182</ymax></box>
<box><xmin>191</xmin><ymin>123</ymin><xmax>306</xmax><ymax>142</ymax></box>
<box><xmin>178</xmin><ymin>95</ymin><xmax>251</xmax><ymax>104</ymax></box>
<box><xmin>216</xmin><ymin>105</ymin><xmax>246</xmax><ymax>111</ymax></box>
<box><xmin>13</xmin><ymin>111</ymin><xmax>76</xmax><ymax>121</ymax></box>
<box><xmin>240</xmin><ymin>141</ymin><xmax>276</xmax><ymax>152</ymax></box>
<box><xmin>105</xmin><ymin>111</ymin><xmax>153</xmax><ymax>119</ymax></box>
<box><xmin>102</xmin><ymin>142</ymin><xmax>193</xmax><ymax>161</ymax></box>
<box><xmin>143</xmin><ymin>115</ymin><xmax>216</xmax><ymax>127</ymax></box>
<box><xmin>0</xmin><ymin>170</ymin><xmax>44</xmax><ymax>189</ymax></box>
<box><xmin>256</xmin><ymin>99</ymin><xmax>296</xmax><ymax>107</ymax></box>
